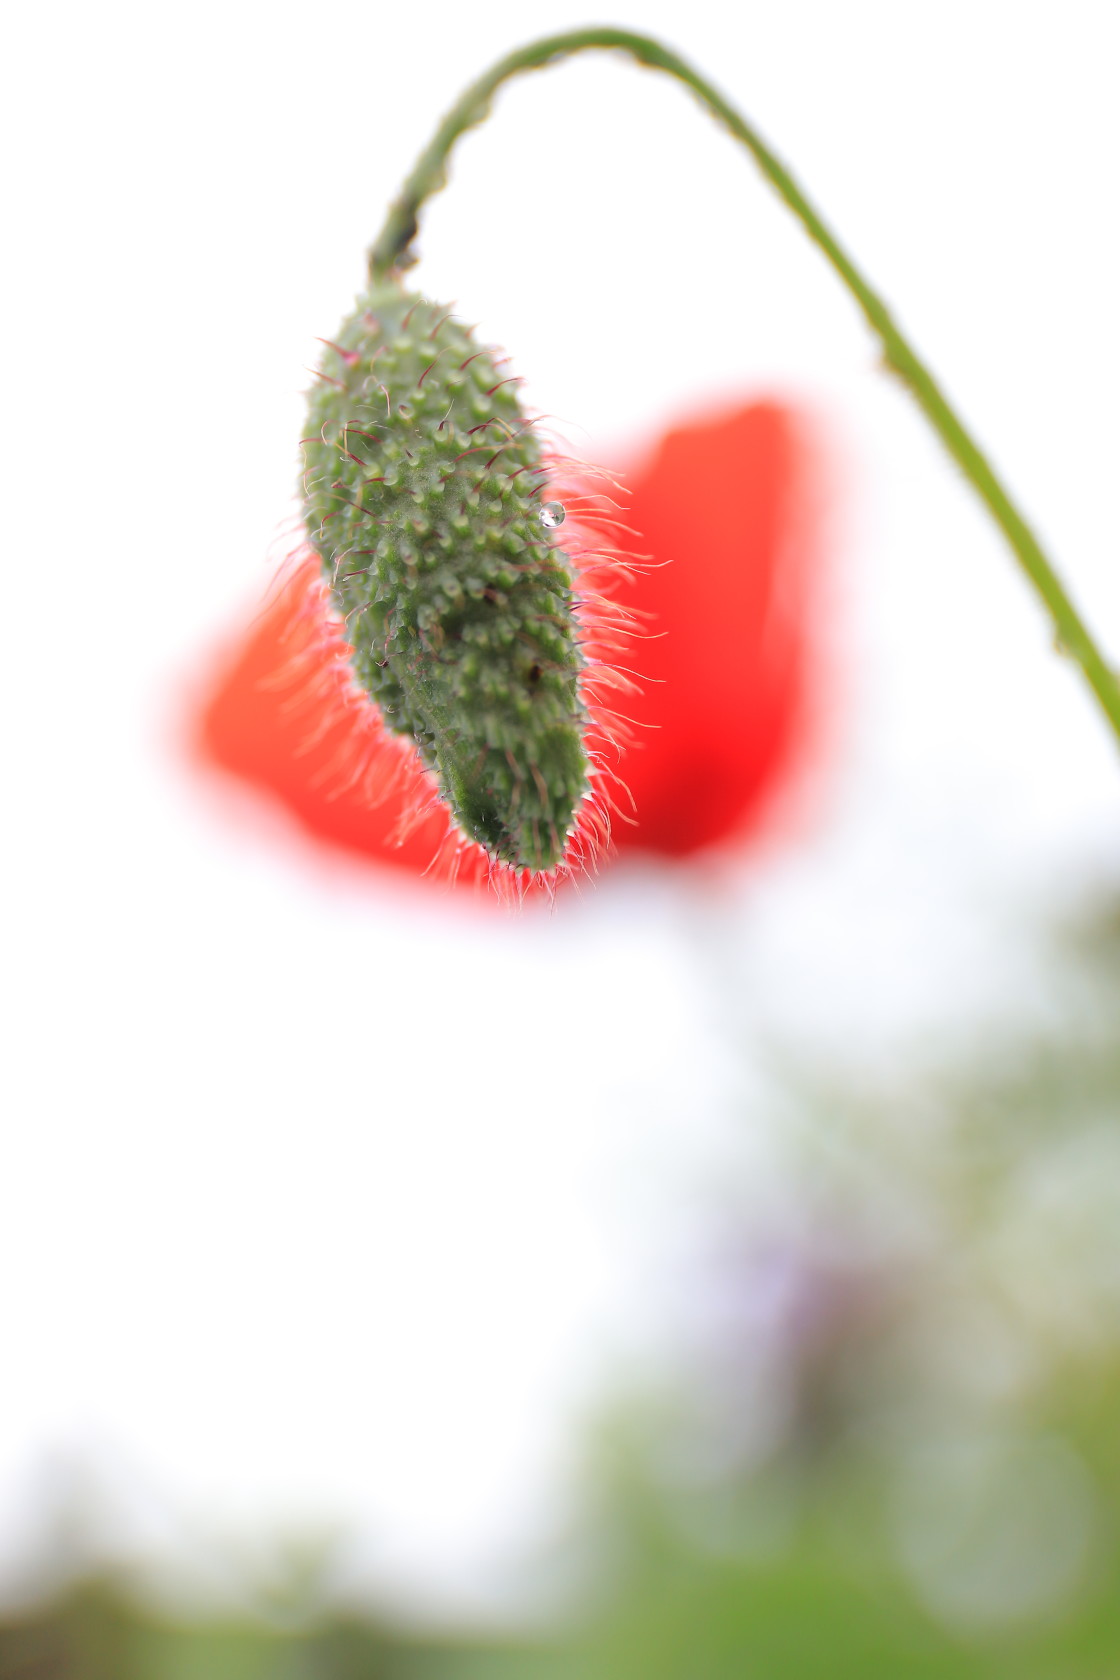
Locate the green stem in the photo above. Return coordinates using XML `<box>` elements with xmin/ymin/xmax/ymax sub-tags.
<box><xmin>369</xmin><ymin>27</ymin><xmax>1120</xmax><ymax>746</ymax></box>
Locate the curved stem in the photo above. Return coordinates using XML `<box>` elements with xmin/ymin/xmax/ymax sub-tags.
<box><xmin>369</xmin><ymin>26</ymin><xmax>1120</xmax><ymax>747</ymax></box>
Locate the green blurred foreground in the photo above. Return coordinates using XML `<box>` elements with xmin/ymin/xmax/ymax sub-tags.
<box><xmin>6</xmin><ymin>890</ymin><xmax>1120</xmax><ymax>1678</ymax></box>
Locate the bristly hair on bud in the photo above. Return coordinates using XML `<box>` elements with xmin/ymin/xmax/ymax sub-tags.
<box><xmin>301</xmin><ymin>279</ymin><xmax>594</xmax><ymax>876</ymax></box>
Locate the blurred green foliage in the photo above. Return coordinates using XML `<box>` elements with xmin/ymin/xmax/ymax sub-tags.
<box><xmin>0</xmin><ymin>1581</ymin><xmax>568</xmax><ymax>1680</ymax></box>
<box><xmin>5</xmin><ymin>891</ymin><xmax>1120</xmax><ymax>1677</ymax></box>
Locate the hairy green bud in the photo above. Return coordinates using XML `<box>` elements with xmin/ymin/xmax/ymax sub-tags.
<box><xmin>301</xmin><ymin>282</ymin><xmax>589</xmax><ymax>873</ymax></box>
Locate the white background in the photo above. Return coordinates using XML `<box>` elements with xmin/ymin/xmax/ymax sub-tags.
<box><xmin>3</xmin><ymin>0</ymin><xmax>1120</xmax><ymax>1622</ymax></box>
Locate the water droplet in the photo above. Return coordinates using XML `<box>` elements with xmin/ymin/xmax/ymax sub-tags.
<box><xmin>539</xmin><ymin>500</ymin><xmax>566</xmax><ymax>529</ymax></box>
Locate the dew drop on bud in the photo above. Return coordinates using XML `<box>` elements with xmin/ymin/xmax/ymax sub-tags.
<box><xmin>539</xmin><ymin>500</ymin><xmax>566</xmax><ymax>529</ymax></box>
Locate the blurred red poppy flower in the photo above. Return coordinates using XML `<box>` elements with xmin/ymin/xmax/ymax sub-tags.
<box><xmin>193</xmin><ymin>399</ymin><xmax>819</xmax><ymax>889</ymax></box>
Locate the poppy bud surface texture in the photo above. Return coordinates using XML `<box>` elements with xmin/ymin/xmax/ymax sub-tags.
<box><xmin>302</xmin><ymin>282</ymin><xmax>588</xmax><ymax>873</ymax></box>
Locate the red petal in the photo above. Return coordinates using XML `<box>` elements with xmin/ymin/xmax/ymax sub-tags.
<box><xmin>609</xmin><ymin>400</ymin><xmax>814</xmax><ymax>857</ymax></box>
<box><xmin>194</xmin><ymin>559</ymin><xmax>493</xmax><ymax>886</ymax></box>
<box><xmin>191</xmin><ymin>400</ymin><xmax>818</xmax><ymax>884</ymax></box>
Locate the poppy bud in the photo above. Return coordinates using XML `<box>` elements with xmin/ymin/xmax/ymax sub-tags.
<box><xmin>302</xmin><ymin>281</ymin><xmax>588</xmax><ymax>873</ymax></box>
